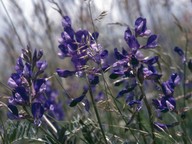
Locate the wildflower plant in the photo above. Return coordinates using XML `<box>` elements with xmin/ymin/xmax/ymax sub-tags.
<box><xmin>7</xmin><ymin>46</ymin><xmax>64</xmax><ymax>128</ymax></box>
<box><xmin>1</xmin><ymin>4</ymin><xmax>192</xmax><ymax>144</ymax></box>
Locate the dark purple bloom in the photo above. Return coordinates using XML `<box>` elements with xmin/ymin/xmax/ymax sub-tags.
<box><xmin>174</xmin><ymin>46</ymin><xmax>184</xmax><ymax>57</ymax></box>
<box><xmin>143</xmin><ymin>66</ymin><xmax>162</xmax><ymax>81</ymax></box>
<box><xmin>7</xmin><ymin>104</ymin><xmax>19</xmax><ymax>119</ymax></box>
<box><xmin>114</xmin><ymin>48</ymin><xmax>126</xmax><ymax>60</ymax></box>
<box><xmin>69</xmin><ymin>94</ymin><xmax>85</xmax><ymax>107</ymax></box>
<box><xmin>162</xmin><ymin>73</ymin><xmax>180</xmax><ymax>96</ymax></box>
<box><xmin>36</xmin><ymin>61</ymin><xmax>47</xmax><ymax>72</ymax></box>
<box><xmin>92</xmin><ymin>32</ymin><xmax>99</xmax><ymax>40</ymax></box>
<box><xmin>152</xmin><ymin>96</ymin><xmax>176</xmax><ymax>112</ymax></box>
<box><xmin>128</xmin><ymin>100</ymin><xmax>142</xmax><ymax>111</ymax></box>
<box><xmin>15</xmin><ymin>57</ymin><xmax>24</xmax><ymax>74</ymax></box>
<box><xmin>7</xmin><ymin>73</ymin><xmax>21</xmax><ymax>88</ymax></box>
<box><xmin>23</xmin><ymin>63</ymin><xmax>32</xmax><ymax>79</ymax></box>
<box><xmin>32</xmin><ymin>102</ymin><xmax>44</xmax><ymax>126</ymax></box>
<box><xmin>174</xmin><ymin>46</ymin><xmax>185</xmax><ymax>62</ymax></box>
<box><xmin>69</xmin><ymin>86</ymin><xmax>88</xmax><ymax>107</ymax></box>
<box><xmin>34</xmin><ymin>79</ymin><xmax>46</xmax><ymax>94</ymax></box>
<box><xmin>130</xmin><ymin>55</ymin><xmax>139</xmax><ymax>67</ymax></box>
<box><xmin>62</xmin><ymin>16</ymin><xmax>72</xmax><ymax>27</ymax></box>
<box><xmin>88</xmin><ymin>74</ymin><xmax>99</xmax><ymax>85</ymax></box>
<box><xmin>144</xmin><ymin>35</ymin><xmax>158</xmax><ymax>49</ymax></box>
<box><xmin>134</xmin><ymin>17</ymin><xmax>151</xmax><ymax>37</ymax></box>
<box><xmin>125</xmin><ymin>36</ymin><xmax>140</xmax><ymax>54</ymax></box>
<box><xmin>13</xmin><ymin>86</ymin><xmax>29</xmax><ymax>104</ymax></box>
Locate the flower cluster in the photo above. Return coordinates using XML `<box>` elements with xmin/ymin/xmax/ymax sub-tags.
<box><xmin>152</xmin><ymin>73</ymin><xmax>180</xmax><ymax>113</ymax></box>
<box><xmin>56</xmin><ymin>16</ymin><xmax>109</xmax><ymax>107</ymax></box>
<box><xmin>7</xmin><ymin>47</ymin><xmax>64</xmax><ymax>126</ymax></box>
<box><xmin>57</xmin><ymin>16</ymin><xmax>108</xmax><ymax>78</ymax></box>
<box><xmin>109</xmin><ymin>17</ymin><xmax>161</xmax><ymax>110</ymax></box>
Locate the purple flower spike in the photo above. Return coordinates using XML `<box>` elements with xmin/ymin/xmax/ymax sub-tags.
<box><xmin>32</xmin><ymin>102</ymin><xmax>44</xmax><ymax>126</ymax></box>
<box><xmin>135</xmin><ymin>17</ymin><xmax>151</xmax><ymax>37</ymax></box>
<box><xmin>56</xmin><ymin>69</ymin><xmax>75</xmax><ymax>78</ymax></box>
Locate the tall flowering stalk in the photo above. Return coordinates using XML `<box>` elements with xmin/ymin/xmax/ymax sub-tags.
<box><xmin>7</xmin><ymin>46</ymin><xmax>64</xmax><ymax>130</ymax></box>
<box><xmin>56</xmin><ymin>16</ymin><xmax>109</xmax><ymax>143</ymax></box>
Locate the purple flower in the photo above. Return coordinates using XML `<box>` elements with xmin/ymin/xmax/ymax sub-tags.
<box><xmin>7</xmin><ymin>48</ymin><xmax>63</xmax><ymax>126</ymax></box>
<box><xmin>36</xmin><ymin>61</ymin><xmax>47</xmax><ymax>73</ymax></box>
<box><xmin>152</xmin><ymin>73</ymin><xmax>179</xmax><ymax>112</ymax></box>
<box><xmin>69</xmin><ymin>86</ymin><xmax>88</xmax><ymax>107</ymax></box>
<box><xmin>124</xmin><ymin>27</ymin><xmax>140</xmax><ymax>54</ymax></box>
<box><xmin>32</xmin><ymin>102</ymin><xmax>44</xmax><ymax>126</ymax></box>
<box><xmin>134</xmin><ymin>17</ymin><xmax>151</xmax><ymax>37</ymax></box>
<box><xmin>7</xmin><ymin>73</ymin><xmax>21</xmax><ymax>88</ymax></box>
<box><xmin>143</xmin><ymin>35</ymin><xmax>158</xmax><ymax>49</ymax></box>
<box><xmin>174</xmin><ymin>46</ymin><xmax>185</xmax><ymax>62</ymax></box>
<box><xmin>152</xmin><ymin>96</ymin><xmax>176</xmax><ymax>112</ymax></box>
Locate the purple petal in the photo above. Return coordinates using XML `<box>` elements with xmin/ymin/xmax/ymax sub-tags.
<box><xmin>142</xmin><ymin>56</ymin><xmax>159</xmax><ymax>65</ymax></box>
<box><xmin>62</xmin><ymin>16</ymin><xmax>71</xmax><ymax>27</ymax></box>
<box><xmin>114</xmin><ymin>48</ymin><xmax>126</xmax><ymax>60</ymax></box>
<box><xmin>56</xmin><ymin>68</ymin><xmax>74</xmax><ymax>78</ymax></box>
<box><xmin>174</xmin><ymin>46</ymin><xmax>184</xmax><ymax>57</ymax></box>
<box><xmin>145</xmin><ymin>35</ymin><xmax>158</xmax><ymax>48</ymax></box>
<box><xmin>32</xmin><ymin>102</ymin><xmax>44</xmax><ymax>119</ymax></box>
<box><xmin>69</xmin><ymin>95</ymin><xmax>85</xmax><ymax>107</ymax></box>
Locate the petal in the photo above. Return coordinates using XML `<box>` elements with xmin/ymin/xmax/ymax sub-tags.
<box><xmin>114</xmin><ymin>48</ymin><xmax>126</xmax><ymax>60</ymax></box>
<box><xmin>69</xmin><ymin>95</ymin><xmax>85</xmax><ymax>107</ymax></box>
<box><xmin>142</xmin><ymin>56</ymin><xmax>159</xmax><ymax>65</ymax></box>
<box><xmin>62</xmin><ymin>16</ymin><xmax>71</xmax><ymax>27</ymax></box>
<box><xmin>31</xmin><ymin>102</ymin><xmax>44</xmax><ymax>119</ymax></box>
<box><xmin>145</xmin><ymin>35</ymin><xmax>158</xmax><ymax>48</ymax></box>
<box><xmin>56</xmin><ymin>69</ymin><xmax>74</xmax><ymax>78</ymax></box>
<box><xmin>8</xmin><ymin>104</ymin><xmax>19</xmax><ymax>117</ymax></box>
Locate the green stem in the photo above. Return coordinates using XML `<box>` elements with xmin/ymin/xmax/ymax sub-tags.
<box><xmin>137</xmin><ymin>112</ymin><xmax>148</xmax><ymax>144</ymax></box>
<box><xmin>139</xmin><ymin>83</ymin><xmax>156</xmax><ymax>144</ymax></box>
<box><xmin>87</xmin><ymin>81</ymin><xmax>108</xmax><ymax>144</ymax></box>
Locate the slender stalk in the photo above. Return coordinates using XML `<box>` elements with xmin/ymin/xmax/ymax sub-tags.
<box><xmin>183</xmin><ymin>30</ymin><xmax>189</xmax><ymax>106</ymax></box>
<box><xmin>87</xmin><ymin>79</ymin><xmax>108</xmax><ymax>144</ymax></box>
<box><xmin>139</xmin><ymin>83</ymin><xmax>156</xmax><ymax>144</ymax></box>
<box><xmin>137</xmin><ymin>113</ymin><xmax>147</xmax><ymax>144</ymax></box>
<box><xmin>181</xmin><ymin>30</ymin><xmax>189</xmax><ymax>144</ymax></box>
<box><xmin>43</xmin><ymin>115</ymin><xmax>57</xmax><ymax>133</ymax></box>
